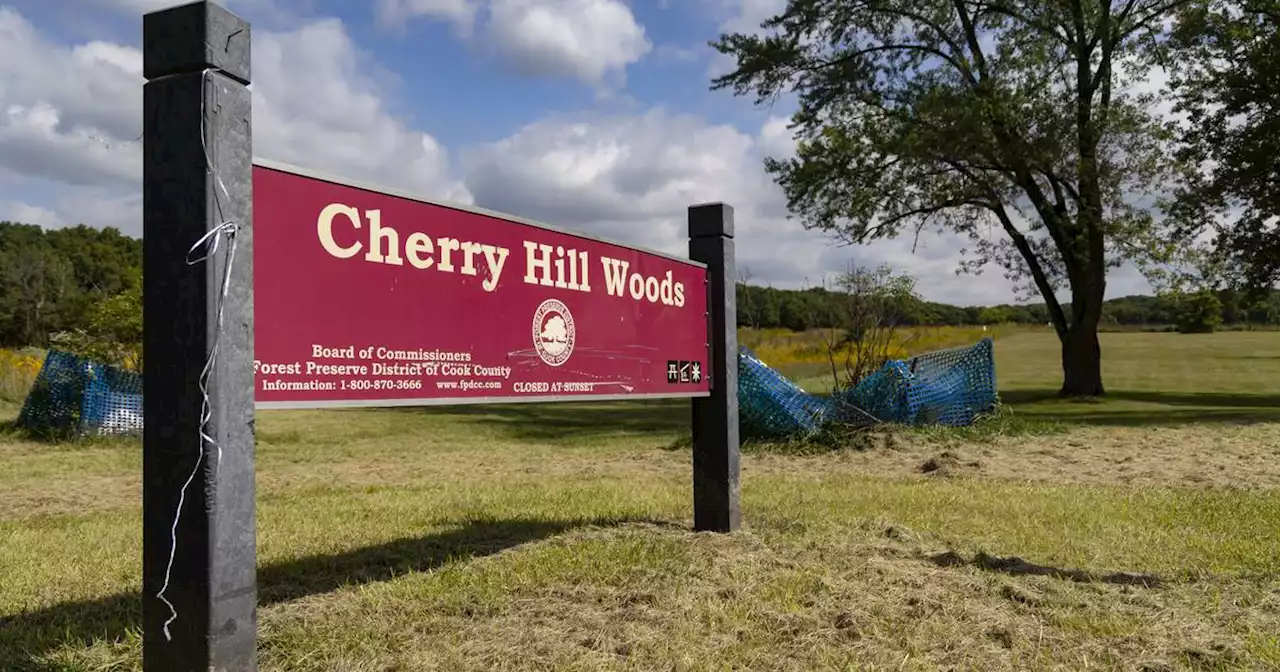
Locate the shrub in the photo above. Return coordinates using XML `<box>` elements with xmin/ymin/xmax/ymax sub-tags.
<box><xmin>1174</xmin><ymin>290</ymin><xmax>1224</xmax><ymax>334</ymax></box>
<box><xmin>48</xmin><ymin>284</ymin><xmax>141</xmax><ymax>371</ymax></box>
<box><xmin>820</xmin><ymin>264</ymin><xmax>922</xmax><ymax>392</ymax></box>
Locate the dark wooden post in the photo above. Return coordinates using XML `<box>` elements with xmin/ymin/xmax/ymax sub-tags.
<box><xmin>688</xmin><ymin>203</ymin><xmax>741</xmax><ymax>533</ymax></box>
<box><xmin>141</xmin><ymin>2</ymin><xmax>256</xmax><ymax>670</ymax></box>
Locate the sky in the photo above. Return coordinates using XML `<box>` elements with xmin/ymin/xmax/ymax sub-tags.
<box><xmin>0</xmin><ymin>0</ymin><xmax>1160</xmax><ymax>306</ymax></box>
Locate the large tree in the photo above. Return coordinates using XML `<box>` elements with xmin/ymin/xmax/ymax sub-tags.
<box><xmin>711</xmin><ymin>0</ymin><xmax>1188</xmax><ymax>396</ymax></box>
<box><xmin>1165</xmin><ymin>1</ymin><xmax>1280</xmax><ymax>296</ymax></box>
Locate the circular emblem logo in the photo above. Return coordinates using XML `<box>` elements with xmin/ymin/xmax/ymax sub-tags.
<box><xmin>532</xmin><ymin>299</ymin><xmax>575</xmax><ymax>367</ymax></box>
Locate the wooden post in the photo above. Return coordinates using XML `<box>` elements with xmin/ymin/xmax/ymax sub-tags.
<box><xmin>688</xmin><ymin>203</ymin><xmax>741</xmax><ymax>533</ymax></box>
<box><xmin>141</xmin><ymin>2</ymin><xmax>256</xmax><ymax>670</ymax></box>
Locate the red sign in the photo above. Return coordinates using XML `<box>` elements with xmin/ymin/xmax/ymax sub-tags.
<box><xmin>251</xmin><ymin>160</ymin><xmax>711</xmax><ymax>408</ymax></box>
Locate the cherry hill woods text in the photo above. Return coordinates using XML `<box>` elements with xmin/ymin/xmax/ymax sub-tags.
<box><xmin>317</xmin><ymin>202</ymin><xmax>690</xmax><ymax>307</ymax></box>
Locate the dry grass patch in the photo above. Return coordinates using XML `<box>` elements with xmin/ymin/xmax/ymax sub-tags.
<box><xmin>15</xmin><ymin>520</ymin><xmax>1279</xmax><ymax>671</ymax></box>
<box><xmin>746</xmin><ymin>422</ymin><xmax>1280</xmax><ymax>491</ymax></box>
<box><xmin>5</xmin><ymin>433</ymin><xmax>1280</xmax><ymax>670</ymax></box>
<box><xmin>5</xmin><ymin>331</ymin><xmax>1280</xmax><ymax>670</ymax></box>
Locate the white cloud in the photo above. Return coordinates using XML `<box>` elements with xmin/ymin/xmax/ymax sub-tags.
<box><xmin>378</xmin><ymin>0</ymin><xmax>479</xmax><ymax>34</ymax></box>
<box><xmin>0</xmin><ymin>3</ymin><xmax>1154</xmax><ymax>306</ymax></box>
<box><xmin>0</xmin><ymin>7</ymin><xmax>469</xmax><ymax>236</ymax></box>
<box><xmin>379</xmin><ymin>0</ymin><xmax>651</xmax><ymax>88</ymax></box>
<box><xmin>0</xmin><ymin>200</ymin><xmax>61</xmax><ymax>228</ymax></box>
<box><xmin>464</xmin><ymin>109</ymin><xmax>757</xmax><ymax>246</ymax></box>
<box><xmin>711</xmin><ymin>0</ymin><xmax>785</xmax><ymax>35</ymax></box>
<box><xmin>96</xmin><ymin>0</ymin><xmax>194</xmax><ymax>11</ymax></box>
<box><xmin>0</xmin><ymin>102</ymin><xmax>141</xmax><ymax>187</ymax></box>
<box><xmin>52</xmin><ymin>189</ymin><xmax>144</xmax><ymax>233</ymax></box>
<box><xmin>461</xmin><ymin>107</ymin><xmax>1107</xmax><ymax>305</ymax></box>
<box><xmin>0</xmin><ymin>7</ymin><xmax>143</xmax><ymax>168</ymax></box>
<box><xmin>757</xmin><ymin>115</ymin><xmax>797</xmax><ymax>161</ymax></box>
<box><xmin>250</xmin><ymin>18</ymin><xmax>471</xmax><ymax>203</ymax></box>
<box><xmin>0</xmin><ymin>189</ymin><xmax>142</xmax><ymax>233</ymax></box>
<box><xmin>95</xmin><ymin>0</ymin><xmax>296</xmax><ymax>24</ymax></box>
<box><xmin>702</xmin><ymin>0</ymin><xmax>784</xmax><ymax>77</ymax></box>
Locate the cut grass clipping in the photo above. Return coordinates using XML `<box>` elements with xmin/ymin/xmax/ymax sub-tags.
<box><xmin>2</xmin><ymin>330</ymin><xmax>1280</xmax><ymax>670</ymax></box>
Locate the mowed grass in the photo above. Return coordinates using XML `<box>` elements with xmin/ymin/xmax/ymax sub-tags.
<box><xmin>2</xmin><ymin>331</ymin><xmax>1280</xmax><ymax>670</ymax></box>
<box><xmin>774</xmin><ymin>327</ymin><xmax>1280</xmax><ymax>426</ymax></box>
<box><xmin>997</xmin><ymin>330</ymin><xmax>1280</xmax><ymax>426</ymax></box>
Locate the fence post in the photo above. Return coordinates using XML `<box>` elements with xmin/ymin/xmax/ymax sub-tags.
<box><xmin>141</xmin><ymin>2</ymin><xmax>256</xmax><ymax>670</ymax></box>
<box><xmin>688</xmin><ymin>203</ymin><xmax>741</xmax><ymax>533</ymax></box>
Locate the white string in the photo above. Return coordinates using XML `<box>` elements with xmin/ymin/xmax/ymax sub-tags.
<box><xmin>88</xmin><ymin>131</ymin><xmax>142</xmax><ymax>150</ymax></box>
<box><xmin>155</xmin><ymin>68</ymin><xmax>243</xmax><ymax>641</ymax></box>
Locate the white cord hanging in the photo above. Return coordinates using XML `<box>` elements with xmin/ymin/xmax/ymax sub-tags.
<box><xmin>154</xmin><ymin>67</ymin><xmax>244</xmax><ymax>641</ymax></box>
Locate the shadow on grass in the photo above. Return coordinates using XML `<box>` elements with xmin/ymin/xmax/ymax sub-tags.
<box><xmin>930</xmin><ymin>550</ymin><xmax>1163</xmax><ymax>588</ymax></box>
<box><xmin>1000</xmin><ymin>389</ymin><xmax>1280</xmax><ymax>427</ymax></box>
<box><xmin>384</xmin><ymin>398</ymin><xmax>691</xmax><ymax>442</ymax></box>
<box><xmin>0</xmin><ymin>515</ymin><xmax>644</xmax><ymax>671</ymax></box>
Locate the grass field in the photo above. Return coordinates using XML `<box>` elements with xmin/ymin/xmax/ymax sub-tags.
<box><xmin>3</xmin><ymin>330</ymin><xmax>1280</xmax><ymax>670</ymax></box>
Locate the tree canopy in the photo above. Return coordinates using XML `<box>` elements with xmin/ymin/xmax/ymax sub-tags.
<box><xmin>0</xmin><ymin>222</ymin><xmax>141</xmax><ymax>348</ymax></box>
<box><xmin>711</xmin><ymin>0</ymin><xmax>1192</xmax><ymax>396</ymax></box>
<box><xmin>1166</xmin><ymin>0</ymin><xmax>1280</xmax><ymax>296</ymax></box>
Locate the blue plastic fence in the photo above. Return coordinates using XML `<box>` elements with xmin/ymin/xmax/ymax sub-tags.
<box><xmin>16</xmin><ymin>349</ymin><xmax>143</xmax><ymax>438</ymax></box>
<box><xmin>737</xmin><ymin>338</ymin><xmax>997</xmax><ymax>439</ymax></box>
<box><xmin>16</xmin><ymin>338</ymin><xmax>995</xmax><ymax>441</ymax></box>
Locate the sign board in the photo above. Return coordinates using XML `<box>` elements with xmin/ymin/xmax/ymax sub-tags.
<box><xmin>251</xmin><ymin>159</ymin><xmax>712</xmax><ymax>408</ymax></box>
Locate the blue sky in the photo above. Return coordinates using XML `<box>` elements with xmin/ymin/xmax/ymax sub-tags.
<box><xmin>0</xmin><ymin>0</ymin><xmax>1157</xmax><ymax>306</ymax></box>
<box><xmin>26</xmin><ymin>0</ymin><xmax>775</xmax><ymax>149</ymax></box>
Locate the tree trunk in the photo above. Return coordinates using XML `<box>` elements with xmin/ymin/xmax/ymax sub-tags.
<box><xmin>1060</xmin><ymin>323</ymin><xmax>1105</xmax><ymax>397</ymax></box>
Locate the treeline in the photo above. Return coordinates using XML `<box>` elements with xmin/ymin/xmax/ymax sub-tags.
<box><xmin>4</xmin><ymin>221</ymin><xmax>1279</xmax><ymax>348</ymax></box>
<box><xmin>0</xmin><ymin>222</ymin><xmax>141</xmax><ymax>346</ymax></box>
<box><xmin>736</xmin><ymin>284</ymin><xmax>1280</xmax><ymax>331</ymax></box>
